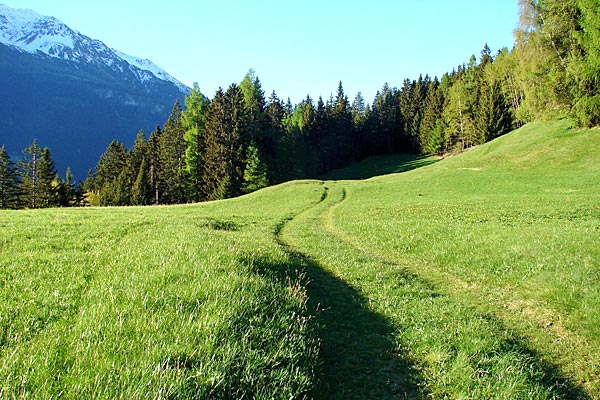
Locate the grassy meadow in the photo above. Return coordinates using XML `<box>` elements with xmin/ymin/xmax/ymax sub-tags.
<box><xmin>0</xmin><ymin>182</ymin><xmax>325</xmax><ymax>398</ymax></box>
<box><xmin>1</xmin><ymin>119</ymin><xmax>599</xmax><ymax>398</ymax></box>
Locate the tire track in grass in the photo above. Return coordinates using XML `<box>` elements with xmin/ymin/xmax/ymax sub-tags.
<box><xmin>273</xmin><ymin>183</ymin><xmax>424</xmax><ymax>399</ymax></box>
<box><xmin>320</xmin><ymin>185</ymin><xmax>590</xmax><ymax>399</ymax></box>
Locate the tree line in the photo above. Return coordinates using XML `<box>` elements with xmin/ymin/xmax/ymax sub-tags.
<box><xmin>0</xmin><ymin>141</ymin><xmax>84</xmax><ymax>209</ymax></box>
<box><xmin>1</xmin><ymin>0</ymin><xmax>597</xmax><ymax>208</ymax></box>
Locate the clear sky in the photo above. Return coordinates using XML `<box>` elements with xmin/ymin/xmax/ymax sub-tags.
<box><xmin>2</xmin><ymin>0</ymin><xmax>518</xmax><ymax>104</ymax></box>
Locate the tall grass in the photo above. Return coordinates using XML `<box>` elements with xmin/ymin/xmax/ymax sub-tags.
<box><xmin>1</xmin><ymin>120</ymin><xmax>598</xmax><ymax>398</ymax></box>
<box><xmin>322</xmin><ymin>120</ymin><xmax>600</xmax><ymax>396</ymax></box>
<box><xmin>0</xmin><ymin>182</ymin><xmax>324</xmax><ymax>399</ymax></box>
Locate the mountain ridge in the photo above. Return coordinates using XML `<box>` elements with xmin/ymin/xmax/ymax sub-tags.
<box><xmin>0</xmin><ymin>3</ymin><xmax>190</xmax><ymax>179</ymax></box>
<box><xmin>0</xmin><ymin>3</ymin><xmax>188</xmax><ymax>93</ymax></box>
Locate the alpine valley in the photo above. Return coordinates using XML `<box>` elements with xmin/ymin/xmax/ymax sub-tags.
<box><xmin>0</xmin><ymin>3</ymin><xmax>189</xmax><ymax>179</ymax></box>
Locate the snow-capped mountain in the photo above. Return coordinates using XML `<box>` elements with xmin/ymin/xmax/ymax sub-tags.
<box><xmin>0</xmin><ymin>3</ymin><xmax>189</xmax><ymax>93</ymax></box>
<box><xmin>0</xmin><ymin>3</ymin><xmax>190</xmax><ymax>179</ymax></box>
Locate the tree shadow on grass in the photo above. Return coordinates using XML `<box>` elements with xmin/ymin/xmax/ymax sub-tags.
<box><xmin>243</xmin><ymin>251</ymin><xmax>424</xmax><ymax>399</ymax></box>
<box><xmin>243</xmin><ymin>250</ymin><xmax>592</xmax><ymax>400</ymax></box>
<box><xmin>320</xmin><ymin>153</ymin><xmax>438</xmax><ymax>181</ymax></box>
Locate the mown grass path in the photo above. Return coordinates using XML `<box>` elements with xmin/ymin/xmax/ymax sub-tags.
<box><xmin>279</xmin><ymin>180</ymin><xmax>592</xmax><ymax>399</ymax></box>
<box><xmin>274</xmin><ymin>184</ymin><xmax>422</xmax><ymax>399</ymax></box>
<box><xmin>1</xmin><ymin>121</ymin><xmax>597</xmax><ymax>399</ymax></box>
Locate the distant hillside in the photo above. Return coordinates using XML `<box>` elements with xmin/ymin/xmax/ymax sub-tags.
<box><xmin>0</xmin><ymin>4</ymin><xmax>189</xmax><ymax>179</ymax></box>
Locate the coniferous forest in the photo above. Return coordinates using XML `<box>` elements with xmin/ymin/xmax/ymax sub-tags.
<box><xmin>1</xmin><ymin>0</ymin><xmax>598</xmax><ymax>208</ymax></box>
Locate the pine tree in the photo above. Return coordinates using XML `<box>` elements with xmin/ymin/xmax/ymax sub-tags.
<box><xmin>0</xmin><ymin>145</ymin><xmax>21</xmax><ymax>209</ymax></box>
<box><xmin>332</xmin><ymin>81</ymin><xmax>355</xmax><ymax>167</ymax></box>
<box><xmin>182</xmin><ymin>84</ymin><xmax>210</xmax><ymax>202</ymax></box>
<box><xmin>420</xmin><ymin>78</ymin><xmax>445</xmax><ymax>154</ymax></box>
<box><xmin>18</xmin><ymin>140</ymin><xmax>43</xmax><ymax>208</ymax></box>
<box><xmin>243</xmin><ymin>142</ymin><xmax>269</xmax><ymax>193</ymax></box>
<box><xmin>147</xmin><ymin>126</ymin><xmax>162</xmax><ymax>204</ymax></box>
<box><xmin>240</xmin><ymin>70</ymin><xmax>270</xmax><ymax>188</ymax></box>
<box><xmin>443</xmin><ymin>79</ymin><xmax>476</xmax><ymax>152</ymax></box>
<box><xmin>263</xmin><ymin>91</ymin><xmax>285</xmax><ymax>183</ymax></box>
<box><xmin>351</xmin><ymin>92</ymin><xmax>367</xmax><ymax>128</ymax></box>
<box><xmin>159</xmin><ymin>99</ymin><xmax>187</xmax><ymax>204</ymax></box>
<box><xmin>57</xmin><ymin>167</ymin><xmax>76</xmax><ymax>207</ymax></box>
<box><xmin>131</xmin><ymin>158</ymin><xmax>151</xmax><ymax>205</ymax></box>
<box><xmin>203</xmin><ymin>85</ymin><xmax>249</xmax><ymax>200</ymax></box>
<box><xmin>34</xmin><ymin>147</ymin><xmax>59</xmax><ymax>208</ymax></box>
<box><xmin>369</xmin><ymin>83</ymin><xmax>402</xmax><ymax>155</ymax></box>
<box><xmin>475</xmin><ymin>77</ymin><xmax>513</xmax><ymax>142</ymax></box>
<box><xmin>351</xmin><ymin>92</ymin><xmax>369</xmax><ymax>159</ymax></box>
<box><xmin>94</xmin><ymin>140</ymin><xmax>128</xmax><ymax>206</ymax></box>
<box><xmin>240</xmin><ymin>69</ymin><xmax>267</xmax><ymax>141</ymax></box>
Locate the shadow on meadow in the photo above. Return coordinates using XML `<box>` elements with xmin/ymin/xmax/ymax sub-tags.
<box><xmin>241</xmin><ymin>245</ymin><xmax>591</xmax><ymax>399</ymax></box>
<box><xmin>320</xmin><ymin>153</ymin><xmax>437</xmax><ymax>181</ymax></box>
<box><xmin>243</xmin><ymin>252</ymin><xmax>424</xmax><ymax>399</ymax></box>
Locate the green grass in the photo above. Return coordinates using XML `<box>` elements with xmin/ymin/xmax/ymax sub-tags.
<box><xmin>320</xmin><ymin>153</ymin><xmax>438</xmax><ymax>180</ymax></box>
<box><xmin>0</xmin><ymin>182</ymin><xmax>324</xmax><ymax>398</ymax></box>
<box><xmin>1</xmin><ymin>120</ymin><xmax>599</xmax><ymax>398</ymax></box>
<box><xmin>314</xmin><ymin>120</ymin><xmax>600</xmax><ymax>397</ymax></box>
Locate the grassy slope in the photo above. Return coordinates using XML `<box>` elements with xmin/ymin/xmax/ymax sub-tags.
<box><xmin>1</xmin><ymin>120</ymin><xmax>598</xmax><ymax>398</ymax></box>
<box><xmin>288</xmin><ymin>119</ymin><xmax>598</xmax><ymax>398</ymax></box>
<box><xmin>0</xmin><ymin>182</ymin><xmax>325</xmax><ymax>398</ymax></box>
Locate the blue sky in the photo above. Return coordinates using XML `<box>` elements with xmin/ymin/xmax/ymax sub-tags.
<box><xmin>3</xmin><ymin>0</ymin><xmax>518</xmax><ymax>104</ymax></box>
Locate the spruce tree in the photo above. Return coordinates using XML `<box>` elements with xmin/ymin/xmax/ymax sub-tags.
<box><xmin>131</xmin><ymin>158</ymin><xmax>151</xmax><ymax>205</ymax></box>
<box><xmin>94</xmin><ymin>140</ymin><xmax>128</xmax><ymax>206</ymax></box>
<box><xmin>57</xmin><ymin>167</ymin><xmax>76</xmax><ymax>207</ymax></box>
<box><xmin>18</xmin><ymin>140</ymin><xmax>43</xmax><ymax>208</ymax></box>
<box><xmin>262</xmin><ymin>91</ymin><xmax>284</xmax><ymax>183</ymax></box>
<box><xmin>0</xmin><ymin>145</ymin><xmax>21</xmax><ymax>209</ymax></box>
<box><xmin>243</xmin><ymin>142</ymin><xmax>269</xmax><ymax>193</ymax></box>
<box><xmin>203</xmin><ymin>85</ymin><xmax>249</xmax><ymax>200</ymax></box>
<box><xmin>147</xmin><ymin>126</ymin><xmax>162</xmax><ymax>205</ymax></box>
<box><xmin>182</xmin><ymin>84</ymin><xmax>209</xmax><ymax>202</ymax></box>
<box><xmin>240</xmin><ymin>69</ymin><xmax>267</xmax><ymax>141</ymax></box>
<box><xmin>369</xmin><ymin>84</ymin><xmax>402</xmax><ymax>155</ymax></box>
<box><xmin>35</xmin><ymin>147</ymin><xmax>59</xmax><ymax>208</ymax></box>
<box><xmin>159</xmin><ymin>99</ymin><xmax>187</xmax><ymax>204</ymax></box>
<box><xmin>420</xmin><ymin>78</ymin><xmax>445</xmax><ymax>154</ymax></box>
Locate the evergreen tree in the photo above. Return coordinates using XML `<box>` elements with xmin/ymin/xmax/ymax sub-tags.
<box><xmin>182</xmin><ymin>84</ymin><xmax>210</xmax><ymax>202</ymax></box>
<box><xmin>240</xmin><ymin>70</ymin><xmax>270</xmax><ymax>187</ymax></box>
<box><xmin>159</xmin><ymin>99</ymin><xmax>187</xmax><ymax>204</ymax></box>
<box><xmin>351</xmin><ymin>92</ymin><xmax>367</xmax><ymax>126</ymax></box>
<box><xmin>131</xmin><ymin>158</ymin><xmax>151</xmax><ymax>205</ymax></box>
<box><xmin>147</xmin><ymin>126</ymin><xmax>162</xmax><ymax>205</ymax></box>
<box><xmin>369</xmin><ymin>84</ymin><xmax>403</xmax><ymax>155</ymax></box>
<box><xmin>94</xmin><ymin>140</ymin><xmax>128</xmax><ymax>206</ymax></box>
<box><xmin>34</xmin><ymin>147</ymin><xmax>59</xmax><ymax>208</ymax></box>
<box><xmin>475</xmin><ymin>77</ymin><xmax>514</xmax><ymax>142</ymax></box>
<box><xmin>263</xmin><ymin>91</ymin><xmax>285</xmax><ymax>183</ymax></box>
<box><xmin>0</xmin><ymin>145</ymin><xmax>21</xmax><ymax>209</ymax></box>
<box><xmin>331</xmin><ymin>81</ymin><xmax>355</xmax><ymax>168</ymax></box>
<box><xmin>420</xmin><ymin>78</ymin><xmax>445</xmax><ymax>154</ymax></box>
<box><xmin>243</xmin><ymin>141</ymin><xmax>269</xmax><ymax>193</ymax></box>
<box><xmin>57</xmin><ymin>167</ymin><xmax>76</xmax><ymax>207</ymax></box>
<box><xmin>203</xmin><ymin>85</ymin><xmax>249</xmax><ymax>200</ymax></box>
<box><xmin>240</xmin><ymin>69</ymin><xmax>267</xmax><ymax>140</ymax></box>
<box><xmin>18</xmin><ymin>140</ymin><xmax>43</xmax><ymax>208</ymax></box>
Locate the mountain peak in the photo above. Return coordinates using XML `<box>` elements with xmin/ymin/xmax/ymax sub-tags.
<box><xmin>0</xmin><ymin>3</ymin><xmax>189</xmax><ymax>179</ymax></box>
<box><xmin>0</xmin><ymin>3</ymin><xmax>188</xmax><ymax>92</ymax></box>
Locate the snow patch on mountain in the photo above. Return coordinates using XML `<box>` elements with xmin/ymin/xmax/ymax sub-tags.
<box><xmin>0</xmin><ymin>3</ymin><xmax>188</xmax><ymax>93</ymax></box>
<box><xmin>114</xmin><ymin>50</ymin><xmax>189</xmax><ymax>93</ymax></box>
